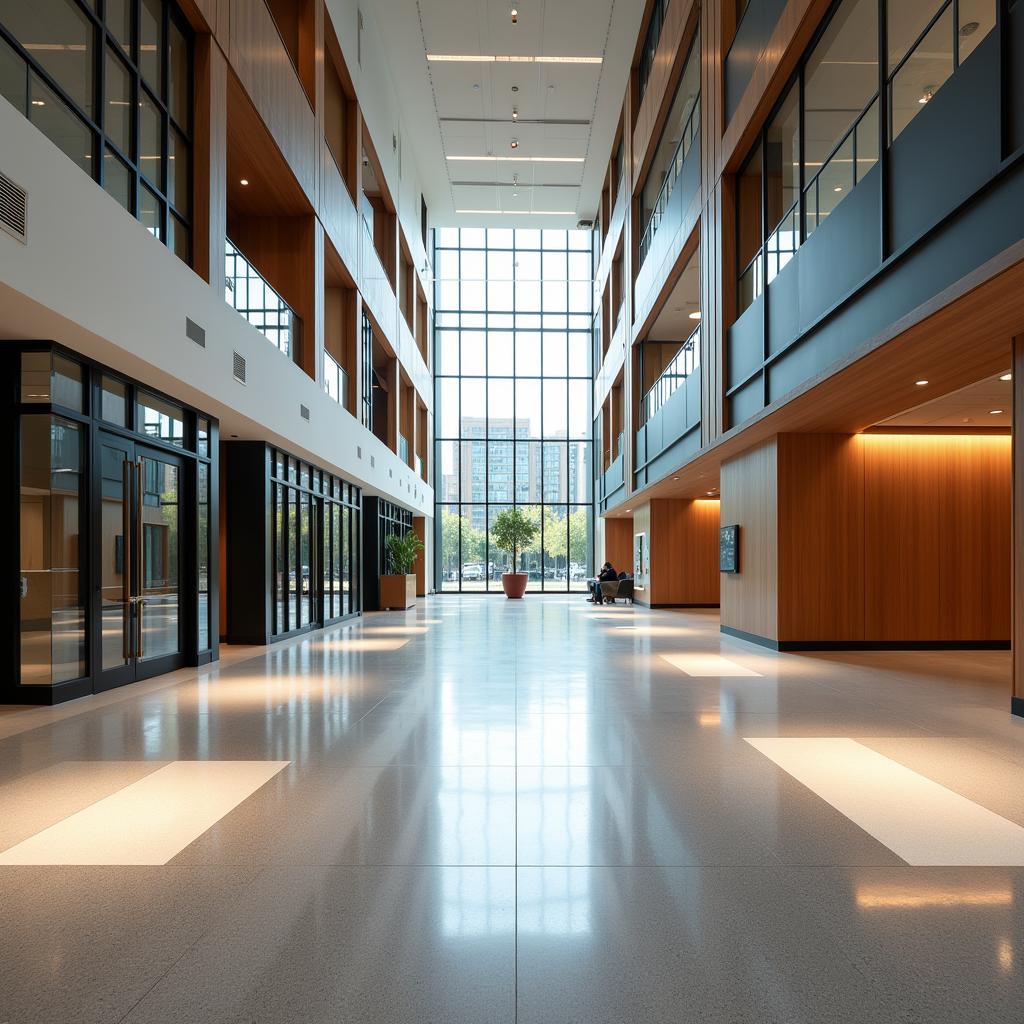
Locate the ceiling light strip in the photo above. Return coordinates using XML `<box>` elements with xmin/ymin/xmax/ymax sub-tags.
<box><xmin>427</xmin><ymin>54</ymin><xmax>602</xmax><ymax>64</ymax></box>
<box><xmin>447</xmin><ymin>155</ymin><xmax>584</xmax><ymax>163</ymax></box>
<box><xmin>455</xmin><ymin>209</ymin><xmax>577</xmax><ymax>215</ymax></box>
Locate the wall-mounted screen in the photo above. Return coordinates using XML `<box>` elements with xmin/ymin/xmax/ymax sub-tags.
<box><xmin>720</xmin><ymin>525</ymin><xmax>739</xmax><ymax>573</ymax></box>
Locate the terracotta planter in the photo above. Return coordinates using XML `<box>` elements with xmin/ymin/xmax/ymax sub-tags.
<box><xmin>380</xmin><ymin>574</ymin><xmax>417</xmax><ymax>610</ymax></box>
<box><xmin>502</xmin><ymin>572</ymin><xmax>528</xmax><ymax>599</ymax></box>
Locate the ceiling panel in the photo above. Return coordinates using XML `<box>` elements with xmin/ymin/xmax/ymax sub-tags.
<box><xmin>370</xmin><ymin>0</ymin><xmax>644</xmax><ymax>228</ymax></box>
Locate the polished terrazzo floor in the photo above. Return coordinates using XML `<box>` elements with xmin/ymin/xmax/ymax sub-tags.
<box><xmin>1</xmin><ymin>596</ymin><xmax>1023</xmax><ymax>1022</ymax></box>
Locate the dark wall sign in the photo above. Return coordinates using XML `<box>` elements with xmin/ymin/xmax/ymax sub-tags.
<box><xmin>720</xmin><ymin>525</ymin><xmax>739</xmax><ymax>573</ymax></box>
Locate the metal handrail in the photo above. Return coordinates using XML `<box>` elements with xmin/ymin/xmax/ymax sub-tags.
<box><xmin>639</xmin><ymin>102</ymin><xmax>700</xmax><ymax>267</ymax></box>
<box><xmin>225</xmin><ymin>238</ymin><xmax>300</xmax><ymax>359</ymax></box>
<box><xmin>323</xmin><ymin>351</ymin><xmax>349</xmax><ymax>408</ymax></box>
<box><xmin>640</xmin><ymin>326</ymin><xmax>700</xmax><ymax>424</ymax></box>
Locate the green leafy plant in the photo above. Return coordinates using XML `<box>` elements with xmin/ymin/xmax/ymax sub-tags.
<box><xmin>490</xmin><ymin>508</ymin><xmax>539</xmax><ymax>574</ymax></box>
<box><xmin>384</xmin><ymin>530</ymin><xmax>424</xmax><ymax>576</ymax></box>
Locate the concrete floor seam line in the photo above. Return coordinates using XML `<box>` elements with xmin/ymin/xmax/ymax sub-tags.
<box><xmin>1</xmin><ymin>598</ymin><xmax>1022</xmax><ymax>1022</ymax></box>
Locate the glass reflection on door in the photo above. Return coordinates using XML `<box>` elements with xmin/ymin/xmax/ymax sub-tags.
<box><xmin>139</xmin><ymin>456</ymin><xmax>180</xmax><ymax>661</ymax></box>
<box><xmin>99</xmin><ymin>440</ymin><xmax>131</xmax><ymax>670</ymax></box>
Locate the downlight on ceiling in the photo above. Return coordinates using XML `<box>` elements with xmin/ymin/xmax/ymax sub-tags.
<box><xmin>510</xmin><ymin>5</ymin><xmax>519</xmax><ymax>23</ymax></box>
<box><xmin>688</xmin><ymin>311</ymin><xmax>702</xmax><ymax>320</ymax></box>
<box><xmin>1000</xmin><ymin>373</ymin><xmax>1012</xmax><ymax>381</ymax></box>
<box><xmin>427</xmin><ymin>54</ymin><xmax>602</xmax><ymax>64</ymax></box>
<box><xmin>990</xmin><ymin>409</ymin><xmax>1004</xmax><ymax>415</ymax></box>
<box><xmin>239</xmin><ymin>178</ymin><xmax>249</xmax><ymax>186</ymax></box>
<box><xmin>918</xmin><ymin>88</ymin><xmax>934</xmax><ymax>105</ymax></box>
<box><xmin>510</xmin><ymin>138</ymin><xmax>519</xmax><ymax>149</ymax></box>
<box><xmin>915</xmin><ymin>379</ymin><xmax>929</xmax><ymax>386</ymax></box>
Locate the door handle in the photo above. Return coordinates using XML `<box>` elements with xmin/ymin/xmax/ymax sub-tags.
<box><xmin>122</xmin><ymin>458</ymin><xmax>132</xmax><ymax>662</ymax></box>
<box><xmin>136</xmin><ymin>459</ymin><xmax>144</xmax><ymax>597</ymax></box>
<box><xmin>136</xmin><ymin>597</ymin><xmax>145</xmax><ymax>660</ymax></box>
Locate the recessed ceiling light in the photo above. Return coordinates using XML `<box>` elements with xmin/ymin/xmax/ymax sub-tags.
<box><xmin>672</xmin><ymin>477</ymin><xmax>679</xmax><ymax>481</ymax></box>
<box><xmin>1000</xmin><ymin>373</ymin><xmax>1012</xmax><ymax>381</ymax></box>
<box><xmin>31</xmin><ymin>98</ymin><xmax>46</xmax><ymax>106</ymax></box>
<box><xmin>512</xmin><ymin>107</ymin><xmax>519</xmax><ymax>121</ymax></box>
<box><xmin>706</xmin><ymin>490</ymin><xmax>715</xmax><ymax>495</ymax></box>
<box><xmin>960</xmin><ymin>20</ymin><xmax>979</xmax><ymax>36</ymax></box>
<box><xmin>688</xmin><ymin>311</ymin><xmax>702</xmax><ymax>320</ymax></box>
<box><xmin>833</xmin><ymin>185</ymin><xmax>843</xmax><ymax>193</ymax></box>
<box><xmin>624</xmin><ymin>508</ymin><xmax>631</xmax><ymax>512</ymax></box>
<box><xmin>427</xmin><ymin>54</ymin><xmax>602</xmax><ymax>64</ymax></box>
<box><xmin>510</xmin><ymin>5</ymin><xmax>519</xmax><ymax>23</ymax></box>
<box><xmin>918</xmin><ymin>88</ymin><xmax>934</xmax><ymax>105</ymax></box>
<box><xmin>990</xmin><ymin>409</ymin><xmax>1004</xmax><ymax>415</ymax></box>
<box><xmin>447</xmin><ymin>155</ymin><xmax>584</xmax><ymax>163</ymax></box>
<box><xmin>510</xmin><ymin>138</ymin><xmax>519</xmax><ymax>149</ymax></box>
<box><xmin>915</xmin><ymin>379</ymin><xmax>929</xmax><ymax>386</ymax></box>
<box><xmin>240</xmin><ymin>178</ymin><xmax>249</xmax><ymax>186</ymax></box>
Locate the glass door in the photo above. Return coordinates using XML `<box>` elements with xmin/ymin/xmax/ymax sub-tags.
<box><xmin>94</xmin><ymin>433</ymin><xmax>184</xmax><ymax>691</ymax></box>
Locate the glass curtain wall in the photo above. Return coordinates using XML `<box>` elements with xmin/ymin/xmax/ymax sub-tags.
<box><xmin>735</xmin><ymin>0</ymin><xmax>994</xmax><ymax>315</ymax></box>
<box><xmin>270</xmin><ymin>449</ymin><xmax>360</xmax><ymax>637</ymax></box>
<box><xmin>434</xmin><ymin>228</ymin><xmax>594</xmax><ymax>592</ymax></box>
<box><xmin>0</xmin><ymin>0</ymin><xmax>193</xmax><ymax>263</ymax></box>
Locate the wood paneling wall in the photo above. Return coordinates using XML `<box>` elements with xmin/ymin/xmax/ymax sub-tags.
<box><xmin>722</xmin><ymin>432</ymin><xmax>1011</xmax><ymax>645</ymax></box>
<box><xmin>632</xmin><ymin>499</ymin><xmax>720</xmax><ymax>607</ymax></box>
<box><xmin>604</xmin><ymin>517</ymin><xmax>634</xmax><ymax>572</ymax></box>
<box><xmin>720</xmin><ymin>439</ymin><xmax>779</xmax><ymax>637</ymax></box>
<box><xmin>859</xmin><ymin>434</ymin><xmax>1011</xmax><ymax>643</ymax></box>
<box><xmin>1013</xmin><ymin>336</ymin><xmax>1024</xmax><ymax>710</ymax></box>
<box><xmin>777</xmin><ymin>434</ymin><xmax>865</xmax><ymax>641</ymax></box>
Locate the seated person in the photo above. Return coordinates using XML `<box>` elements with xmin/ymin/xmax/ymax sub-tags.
<box><xmin>588</xmin><ymin>562</ymin><xmax>618</xmax><ymax>603</ymax></box>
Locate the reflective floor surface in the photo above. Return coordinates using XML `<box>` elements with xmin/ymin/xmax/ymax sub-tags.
<box><xmin>1</xmin><ymin>596</ymin><xmax>1023</xmax><ymax>1022</ymax></box>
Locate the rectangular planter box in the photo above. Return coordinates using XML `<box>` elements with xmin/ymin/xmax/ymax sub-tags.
<box><xmin>379</xmin><ymin>574</ymin><xmax>416</xmax><ymax>610</ymax></box>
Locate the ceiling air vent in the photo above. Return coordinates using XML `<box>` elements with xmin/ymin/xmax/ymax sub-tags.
<box><xmin>232</xmin><ymin>351</ymin><xmax>246</xmax><ymax>384</ymax></box>
<box><xmin>185</xmin><ymin>317</ymin><xmax>206</xmax><ymax>347</ymax></box>
<box><xmin>0</xmin><ymin>171</ymin><xmax>28</xmax><ymax>243</ymax></box>
<box><xmin>300</xmin><ymin>404</ymin><xmax>310</xmax><ymax>421</ymax></box>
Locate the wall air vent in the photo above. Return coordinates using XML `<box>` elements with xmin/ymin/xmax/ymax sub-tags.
<box><xmin>370</xmin><ymin>455</ymin><xmax>375</xmax><ymax>468</ymax></box>
<box><xmin>300</xmin><ymin>404</ymin><xmax>310</xmax><ymax>421</ymax></box>
<box><xmin>232</xmin><ymin>351</ymin><xmax>246</xmax><ymax>384</ymax></box>
<box><xmin>185</xmin><ymin>317</ymin><xmax>206</xmax><ymax>347</ymax></box>
<box><xmin>357</xmin><ymin>446</ymin><xmax>362</xmax><ymax>459</ymax></box>
<box><xmin>0</xmin><ymin>171</ymin><xmax>28</xmax><ymax>243</ymax></box>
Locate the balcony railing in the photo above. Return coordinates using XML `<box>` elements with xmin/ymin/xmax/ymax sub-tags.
<box><xmin>640</xmin><ymin>326</ymin><xmax>700</xmax><ymax>425</ymax></box>
<box><xmin>738</xmin><ymin>94</ymin><xmax>878</xmax><ymax>315</ymax></box>
<box><xmin>225</xmin><ymin>239</ymin><xmax>300</xmax><ymax>359</ymax></box>
<box><xmin>399</xmin><ymin>435</ymin><xmax>409</xmax><ymax>463</ymax></box>
<box><xmin>323</xmin><ymin>351</ymin><xmax>349</xmax><ymax>409</ymax></box>
<box><xmin>638</xmin><ymin>102</ymin><xmax>700</xmax><ymax>268</ymax></box>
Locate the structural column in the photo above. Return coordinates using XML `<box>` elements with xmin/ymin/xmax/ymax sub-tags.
<box><xmin>631</xmin><ymin>498</ymin><xmax>720</xmax><ymax>608</ymax></box>
<box><xmin>719</xmin><ymin>433</ymin><xmax>1011</xmax><ymax>650</ymax></box>
<box><xmin>1012</xmin><ymin>336</ymin><xmax>1024</xmax><ymax>716</ymax></box>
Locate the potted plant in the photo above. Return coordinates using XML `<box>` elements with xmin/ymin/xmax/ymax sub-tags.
<box><xmin>380</xmin><ymin>530</ymin><xmax>424</xmax><ymax>610</ymax></box>
<box><xmin>490</xmin><ymin>508</ymin><xmax>539</xmax><ymax>599</ymax></box>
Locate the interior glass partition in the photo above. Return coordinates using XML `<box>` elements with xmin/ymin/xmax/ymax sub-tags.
<box><xmin>434</xmin><ymin>228</ymin><xmax>594</xmax><ymax>592</ymax></box>
<box><xmin>10</xmin><ymin>344</ymin><xmax>217</xmax><ymax>704</ymax></box>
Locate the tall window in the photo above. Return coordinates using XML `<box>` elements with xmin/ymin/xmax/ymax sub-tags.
<box><xmin>734</xmin><ymin>0</ymin><xmax>994</xmax><ymax>315</ymax></box>
<box><xmin>0</xmin><ymin>0</ymin><xmax>193</xmax><ymax>263</ymax></box>
<box><xmin>434</xmin><ymin>228</ymin><xmax>594</xmax><ymax>592</ymax></box>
